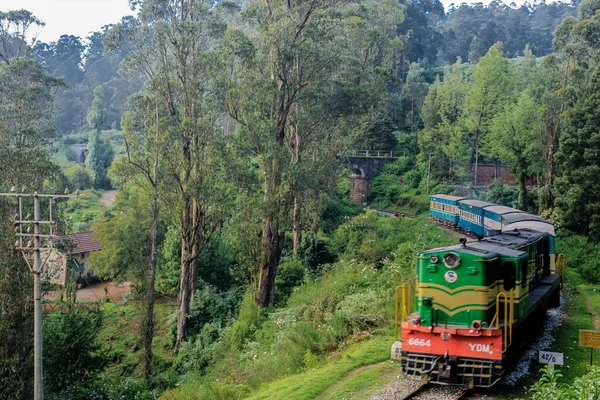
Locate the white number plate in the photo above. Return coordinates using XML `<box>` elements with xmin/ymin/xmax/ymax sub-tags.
<box><xmin>538</xmin><ymin>351</ymin><xmax>564</xmax><ymax>366</ymax></box>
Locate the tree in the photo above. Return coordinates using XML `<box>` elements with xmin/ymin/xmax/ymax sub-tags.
<box><xmin>468</xmin><ymin>35</ymin><xmax>481</xmax><ymax>64</ymax></box>
<box><xmin>419</xmin><ymin>59</ymin><xmax>468</xmax><ymax>181</ymax></box>
<box><xmin>486</xmin><ymin>92</ymin><xmax>543</xmax><ymax>210</ymax></box>
<box><xmin>224</xmin><ymin>0</ymin><xmax>402</xmax><ymax>308</ymax></box>
<box><xmin>463</xmin><ymin>46</ymin><xmax>512</xmax><ymax>185</ymax></box>
<box><xmin>555</xmin><ymin>65</ymin><xmax>600</xmax><ymax>239</ymax></box>
<box><xmin>107</xmin><ymin>0</ymin><xmax>232</xmax><ymax>353</ymax></box>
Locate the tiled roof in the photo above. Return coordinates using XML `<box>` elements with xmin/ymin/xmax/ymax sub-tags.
<box><xmin>63</xmin><ymin>232</ymin><xmax>102</xmax><ymax>254</ymax></box>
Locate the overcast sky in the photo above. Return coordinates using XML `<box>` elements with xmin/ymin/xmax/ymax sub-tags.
<box><xmin>0</xmin><ymin>0</ymin><xmax>132</xmax><ymax>44</ymax></box>
<box><xmin>2</xmin><ymin>0</ymin><xmax>537</xmax><ymax>44</ymax></box>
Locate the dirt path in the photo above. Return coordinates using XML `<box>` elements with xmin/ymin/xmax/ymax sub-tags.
<box><xmin>99</xmin><ymin>190</ymin><xmax>118</xmax><ymax>207</ymax></box>
<box><xmin>46</xmin><ymin>281</ymin><xmax>132</xmax><ymax>302</ymax></box>
<box><xmin>582</xmin><ymin>290</ymin><xmax>600</xmax><ymax>330</ymax></box>
<box><xmin>314</xmin><ymin>361</ymin><xmax>389</xmax><ymax>400</ymax></box>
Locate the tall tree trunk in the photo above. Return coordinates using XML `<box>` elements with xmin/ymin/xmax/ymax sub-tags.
<box><xmin>143</xmin><ymin>161</ymin><xmax>158</xmax><ymax>379</ymax></box>
<box><xmin>256</xmin><ymin>215</ymin><xmax>285</xmax><ymax>307</ymax></box>
<box><xmin>176</xmin><ymin>190</ymin><xmax>194</xmax><ymax>353</ymax></box>
<box><xmin>292</xmin><ymin>195</ymin><xmax>302</xmax><ymax>256</ymax></box>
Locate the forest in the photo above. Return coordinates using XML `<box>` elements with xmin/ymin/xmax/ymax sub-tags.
<box><xmin>1</xmin><ymin>0</ymin><xmax>600</xmax><ymax>399</ymax></box>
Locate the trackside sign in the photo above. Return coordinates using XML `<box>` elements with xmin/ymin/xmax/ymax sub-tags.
<box><xmin>538</xmin><ymin>351</ymin><xmax>564</xmax><ymax>366</ymax></box>
<box><xmin>580</xmin><ymin>330</ymin><xmax>600</xmax><ymax>349</ymax></box>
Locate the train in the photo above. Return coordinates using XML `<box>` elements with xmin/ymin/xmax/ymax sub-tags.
<box><xmin>392</xmin><ymin>195</ymin><xmax>564</xmax><ymax>388</ymax></box>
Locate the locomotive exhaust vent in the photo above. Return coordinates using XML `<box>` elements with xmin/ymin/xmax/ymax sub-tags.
<box><xmin>443</xmin><ymin>252</ymin><xmax>461</xmax><ymax>269</ymax></box>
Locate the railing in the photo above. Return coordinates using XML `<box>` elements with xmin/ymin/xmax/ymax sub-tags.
<box><xmin>347</xmin><ymin>150</ymin><xmax>395</xmax><ymax>158</ymax></box>
<box><xmin>490</xmin><ymin>289</ymin><xmax>514</xmax><ymax>353</ymax></box>
<box><xmin>394</xmin><ymin>281</ymin><xmax>414</xmax><ymax>341</ymax></box>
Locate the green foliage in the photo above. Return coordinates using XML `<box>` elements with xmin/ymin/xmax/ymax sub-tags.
<box><xmin>86</xmin><ymin>129</ymin><xmax>114</xmax><ymax>189</ymax></box>
<box><xmin>43</xmin><ymin>305</ymin><xmax>105</xmax><ymax>394</ymax></box>
<box><xmin>58</xmin><ymin>189</ymin><xmax>104</xmax><ymax>232</ymax></box>
<box><xmin>62</xmin><ymin>163</ymin><xmax>93</xmax><ymax>190</ymax></box>
<box><xmin>275</xmin><ymin>258</ymin><xmax>306</xmax><ymax>304</ymax></box>
<box><xmin>404</xmin><ymin>169</ymin><xmax>422</xmax><ymax>189</ymax></box>
<box><xmin>331</xmin><ymin>212</ymin><xmax>453</xmax><ymax>265</ymax></box>
<box><xmin>479</xmin><ymin>180</ymin><xmax>519</xmax><ymax>208</ymax></box>
<box><xmin>319</xmin><ymin>195</ymin><xmax>363</xmax><ymax>234</ymax></box>
<box><xmin>174</xmin><ymin>284</ymin><xmax>244</xmax><ymax>373</ymax></box>
<box><xmin>156</xmin><ymin>225</ymin><xmax>180</xmax><ymax>296</ymax></box>
<box><xmin>298</xmin><ymin>231</ymin><xmax>336</xmax><ymax>273</ymax></box>
<box><xmin>530</xmin><ymin>365</ymin><xmax>600</xmax><ymax>400</ymax></box>
<box><xmin>556</xmin><ymin>234</ymin><xmax>600</xmax><ymax>283</ymax></box>
<box><xmin>230</xmin><ymin>292</ymin><xmax>265</xmax><ymax>349</ymax></box>
<box><xmin>46</xmin><ymin>376</ymin><xmax>161</xmax><ymax>400</ymax></box>
<box><xmin>87</xmin><ymin>86</ymin><xmax>107</xmax><ymax>131</ymax></box>
<box><xmin>335</xmin><ymin>292</ymin><xmax>387</xmax><ymax>334</ymax></box>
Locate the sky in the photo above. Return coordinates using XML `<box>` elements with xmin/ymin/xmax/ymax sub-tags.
<box><xmin>1</xmin><ymin>0</ymin><xmax>540</xmax><ymax>45</ymax></box>
<box><xmin>0</xmin><ymin>0</ymin><xmax>133</xmax><ymax>44</ymax></box>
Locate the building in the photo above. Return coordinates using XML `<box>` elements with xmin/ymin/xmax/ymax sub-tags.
<box><xmin>45</xmin><ymin>232</ymin><xmax>102</xmax><ymax>287</ymax></box>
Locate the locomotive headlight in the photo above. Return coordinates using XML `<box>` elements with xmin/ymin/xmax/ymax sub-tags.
<box><xmin>430</xmin><ymin>255</ymin><xmax>439</xmax><ymax>263</ymax></box>
<box><xmin>443</xmin><ymin>252</ymin><xmax>461</xmax><ymax>269</ymax></box>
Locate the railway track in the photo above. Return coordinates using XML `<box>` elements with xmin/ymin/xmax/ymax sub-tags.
<box><xmin>370</xmin><ymin>207</ymin><xmax>416</xmax><ymax>219</ymax></box>
<box><xmin>399</xmin><ymin>382</ymin><xmax>471</xmax><ymax>400</ymax></box>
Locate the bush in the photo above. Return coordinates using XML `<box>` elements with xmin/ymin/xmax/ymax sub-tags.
<box><xmin>404</xmin><ymin>169</ymin><xmax>422</xmax><ymax>189</ymax></box>
<box><xmin>298</xmin><ymin>231</ymin><xmax>336</xmax><ymax>273</ymax></box>
<box><xmin>230</xmin><ymin>292</ymin><xmax>264</xmax><ymax>349</ymax></box>
<box><xmin>43</xmin><ymin>306</ymin><xmax>105</xmax><ymax>394</ymax></box>
<box><xmin>530</xmin><ymin>365</ymin><xmax>600</xmax><ymax>400</ymax></box>
<box><xmin>275</xmin><ymin>258</ymin><xmax>306</xmax><ymax>304</ymax></box>
<box><xmin>335</xmin><ymin>291</ymin><xmax>387</xmax><ymax>334</ymax></box>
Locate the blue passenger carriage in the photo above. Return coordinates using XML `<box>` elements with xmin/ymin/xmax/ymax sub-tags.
<box><xmin>458</xmin><ymin>199</ymin><xmax>495</xmax><ymax>236</ymax></box>
<box><xmin>429</xmin><ymin>195</ymin><xmax>465</xmax><ymax>225</ymax></box>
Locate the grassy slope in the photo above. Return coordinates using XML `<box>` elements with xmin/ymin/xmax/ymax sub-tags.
<box><xmin>98</xmin><ymin>301</ymin><xmax>177</xmax><ymax>378</ymax></box>
<box><xmin>246</xmin><ymin>336</ymin><xmax>392</xmax><ymax>400</ymax></box>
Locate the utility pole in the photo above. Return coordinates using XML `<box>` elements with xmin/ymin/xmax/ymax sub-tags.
<box><xmin>0</xmin><ymin>188</ymin><xmax>76</xmax><ymax>400</ymax></box>
<box><xmin>427</xmin><ymin>153</ymin><xmax>432</xmax><ymax>194</ymax></box>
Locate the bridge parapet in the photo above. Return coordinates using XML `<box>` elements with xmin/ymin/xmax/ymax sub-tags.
<box><xmin>346</xmin><ymin>150</ymin><xmax>394</xmax><ymax>158</ymax></box>
<box><xmin>345</xmin><ymin>151</ymin><xmax>397</xmax><ymax>205</ymax></box>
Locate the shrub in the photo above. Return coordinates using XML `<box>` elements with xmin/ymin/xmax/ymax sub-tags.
<box><xmin>298</xmin><ymin>231</ymin><xmax>336</xmax><ymax>273</ymax></box>
<box><xmin>404</xmin><ymin>169</ymin><xmax>422</xmax><ymax>189</ymax></box>
<box><xmin>334</xmin><ymin>292</ymin><xmax>387</xmax><ymax>334</ymax></box>
<box><xmin>530</xmin><ymin>365</ymin><xmax>600</xmax><ymax>400</ymax></box>
<box><xmin>230</xmin><ymin>292</ymin><xmax>264</xmax><ymax>349</ymax></box>
<box><xmin>275</xmin><ymin>258</ymin><xmax>306</xmax><ymax>305</ymax></box>
<box><xmin>43</xmin><ymin>307</ymin><xmax>105</xmax><ymax>394</ymax></box>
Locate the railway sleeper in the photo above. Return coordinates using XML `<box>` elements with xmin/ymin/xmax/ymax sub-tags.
<box><xmin>402</xmin><ymin>352</ymin><xmax>502</xmax><ymax>388</ymax></box>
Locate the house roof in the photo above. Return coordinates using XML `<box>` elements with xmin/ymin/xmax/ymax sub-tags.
<box><xmin>63</xmin><ymin>232</ymin><xmax>102</xmax><ymax>254</ymax></box>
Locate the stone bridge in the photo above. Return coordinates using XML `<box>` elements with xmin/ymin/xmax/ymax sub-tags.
<box><xmin>70</xmin><ymin>145</ymin><xmax>88</xmax><ymax>163</ymax></box>
<box><xmin>344</xmin><ymin>150</ymin><xmax>397</xmax><ymax>205</ymax></box>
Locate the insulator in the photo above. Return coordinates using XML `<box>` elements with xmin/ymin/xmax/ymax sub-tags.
<box><xmin>64</xmin><ymin>188</ymin><xmax>69</xmax><ymax>195</ymax></box>
<box><xmin>26</xmin><ymin>240</ymin><xmax>33</xmax><ymax>248</ymax></box>
<box><xmin>14</xmin><ymin>240</ymin><xmax>19</xmax><ymax>247</ymax></box>
<box><xmin>14</xmin><ymin>213</ymin><xmax>18</xmax><ymax>221</ymax></box>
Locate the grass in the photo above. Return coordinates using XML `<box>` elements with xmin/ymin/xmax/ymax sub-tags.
<box><xmin>97</xmin><ymin>301</ymin><xmax>177</xmax><ymax>378</ymax></box>
<box><xmin>314</xmin><ymin>360</ymin><xmax>399</xmax><ymax>400</ymax></box>
<box><xmin>58</xmin><ymin>189</ymin><xmax>104</xmax><ymax>232</ymax></box>
<box><xmin>245</xmin><ymin>336</ymin><xmax>393</xmax><ymax>400</ymax></box>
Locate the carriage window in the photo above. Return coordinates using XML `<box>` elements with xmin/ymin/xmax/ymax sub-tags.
<box><xmin>502</xmin><ymin>261</ymin><xmax>516</xmax><ymax>291</ymax></box>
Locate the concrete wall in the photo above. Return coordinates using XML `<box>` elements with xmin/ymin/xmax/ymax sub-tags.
<box><xmin>44</xmin><ymin>251</ymin><xmax>98</xmax><ymax>287</ymax></box>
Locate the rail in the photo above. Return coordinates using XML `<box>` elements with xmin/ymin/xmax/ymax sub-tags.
<box><xmin>395</xmin><ymin>281</ymin><xmax>414</xmax><ymax>341</ymax></box>
<box><xmin>491</xmin><ymin>288</ymin><xmax>514</xmax><ymax>353</ymax></box>
<box><xmin>399</xmin><ymin>383</ymin><xmax>471</xmax><ymax>400</ymax></box>
<box><xmin>346</xmin><ymin>150</ymin><xmax>395</xmax><ymax>158</ymax></box>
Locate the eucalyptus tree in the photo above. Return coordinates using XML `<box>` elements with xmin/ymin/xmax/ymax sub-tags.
<box><xmin>86</xmin><ymin>85</ymin><xmax>114</xmax><ymax>189</ymax></box>
<box><xmin>463</xmin><ymin>45</ymin><xmax>512</xmax><ymax>185</ymax></box>
<box><xmin>224</xmin><ymin>0</ymin><xmax>403</xmax><ymax>307</ymax></box>
<box><xmin>106</xmin><ymin>0</ymin><xmax>233</xmax><ymax>352</ymax></box>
